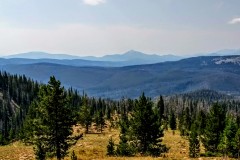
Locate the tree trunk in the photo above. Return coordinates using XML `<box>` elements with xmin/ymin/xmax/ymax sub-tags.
<box><xmin>86</xmin><ymin>124</ymin><xmax>89</xmax><ymax>134</ymax></box>
<box><xmin>57</xmin><ymin>142</ymin><xmax>61</xmax><ymax>160</ymax></box>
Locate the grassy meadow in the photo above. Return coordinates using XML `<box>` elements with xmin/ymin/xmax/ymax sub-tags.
<box><xmin>0</xmin><ymin>122</ymin><xmax>227</xmax><ymax>160</ymax></box>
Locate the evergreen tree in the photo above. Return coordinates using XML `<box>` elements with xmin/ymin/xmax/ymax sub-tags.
<box><xmin>202</xmin><ymin>103</ymin><xmax>226</xmax><ymax>154</ymax></box>
<box><xmin>129</xmin><ymin>93</ymin><xmax>168</xmax><ymax>156</ymax></box>
<box><xmin>95</xmin><ymin>110</ymin><xmax>105</xmax><ymax>133</ymax></box>
<box><xmin>115</xmin><ymin>112</ymin><xmax>135</xmax><ymax>156</ymax></box>
<box><xmin>218</xmin><ymin>133</ymin><xmax>228</xmax><ymax>159</ymax></box>
<box><xmin>189</xmin><ymin>122</ymin><xmax>200</xmax><ymax>158</ymax></box>
<box><xmin>107</xmin><ymin>137</ymin><xmax>115</xmax><ymax>156</ymax></box>
<box><xmin>218</xmin><ymin>116</ymin><xmax>238</xmax><ymax>158</ymax></box>
<box><xmin>116</xmin><ymin>133</ymin><xmax>135</xmax><ymax>156</ymax></box>
<box><xmin>169</xmin><ymin>110</ymin><xmax>176</xmax><ymax>134</ymax></box>
<box><xmin>184</xmin><ymin>107</ymin><xmax>191</xmax><ymax>133</ymax></box>
<box><xmin>33</xmin><ymin>76</ymin><xmax>76</xmax><ymax>160</ymax></box>
<box><xmin>178</xmin><ymin>110</ymin><xmax>186</xmax><ymax>136</ymax></box>
<box><xmin>34</xmin><ymin>142</ymin><xmax>46</xmax><ymax>160</ymax></box>
<box><xmin>235</xmin><ymin>128</ymin><xmax>240</xmax><ymax>159</ymax></box>
<box><xmin>106</xmin><ymin>106</ymin><xmax>112</xmax><ymax>120</ymax></box>
<box><xmin>157</xmin><ymin>95</ymin><xmax>164</xmax><ymax>121</ymax></box>
<box><xmin>21</xmin><ymin>101</ymin><xmax>38</xmax><ymax>144</ymax></box>
<box><xmin>79</xmin><ymin>96</ymin><xmax>92</xmax><ymax>133</ymax></box>
<box><xmin>0</xmin><ymin>72</ymin><xmax>40</xmax><ymax>144</ymax></box>
<box><xmin>196</xmin><ymin>109</ymin><xmax>206</xmax><ymax>136</ymax></box>
<box><xmin>179</xmin><ymin>107</ymin><xmax>192</xmax><ymax>136</ymax></box>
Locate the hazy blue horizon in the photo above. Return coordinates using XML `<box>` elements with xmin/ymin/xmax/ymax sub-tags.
<box><xmin>0</xmin><ymin>0</ymin><xmax>240</xmax><ymax>57</ymax></box>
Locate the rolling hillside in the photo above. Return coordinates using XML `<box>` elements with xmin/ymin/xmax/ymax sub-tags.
<box><xmin>1</xmin><ymin>55</ymin><xmax>240</xmax><ymax>98</ymax></box>
<box><xmin>0</xmin><ymin>58</ymin><xmax>121</xmax><ymax>67</ymax></box>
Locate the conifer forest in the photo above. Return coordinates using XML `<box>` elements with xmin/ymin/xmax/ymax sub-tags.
<box><xmin>1</xmin><ymin>71</ymin><xmax>240</xmax><ymax>159</ymax></box>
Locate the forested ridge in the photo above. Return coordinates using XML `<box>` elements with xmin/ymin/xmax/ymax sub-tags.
<box><xmin>1</xmin><ymin>72</ymin><xmax>240</xmax><ymax>159</ymax></box>
<box><xmin>0</xmin><ymin>72</ymin><xmax>115</xmax><ymax>146</ymax></box>
<box><xmin>3</xmin><ymin>55</ymin><xmax>240</xmax><ymax>99</ymax></box>
<box><xmin>0</xmin><ymin>71</ymin><xmax>40</xmax><ymax>144</ymax></box>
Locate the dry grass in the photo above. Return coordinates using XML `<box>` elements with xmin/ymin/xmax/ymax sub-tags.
<box><xmin>0</xmin><ymin>125</ymin><xmax>228</xmax><ymax>160</ymax></box>
<box><xmin>0</xmin><ymin>141</ymin><xmax>34</xmax><ymax>160</ymax></box>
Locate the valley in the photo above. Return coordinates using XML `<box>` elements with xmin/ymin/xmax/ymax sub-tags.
<box><xmin>1</xmin><ymin>55</ymin><xmax>240</xmax><ymax>98</ymax></box>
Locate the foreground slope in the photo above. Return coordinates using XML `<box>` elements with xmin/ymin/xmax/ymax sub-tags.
<box><xmin>2</xmin><ymin>55</ymin><xmax>240</xmax><ymax>98</ymax></box>
<box><xmin>0</xmin><ymin>128</ymin><xmax>220</xmax><ymax>160</ymax></box>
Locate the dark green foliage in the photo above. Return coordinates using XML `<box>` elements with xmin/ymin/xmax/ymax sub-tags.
<box><xmin>34</xmin><ymin>142</ymin><xmax>46</xmax><ymax>160</ymax></box>
<box><xmin>116</xmin><ymin>134</ymin><xmax>135</xmax><ymax>156</ymax></box>
<box><xmin>196</xmin><ymin>110</ymin><xmax>206</xmax><ymax>136</ymax></box>
<box><xmin>95</xmin><ymin>110</ymin><xmax>105</xmax><ymax>133</ymax></box>
<box><xmin>202</xmin><ymin>103</ymin><xmax>226</xmax><ymax>153</ymax></box>
<box><xmin>235</xmin><ymin>128</ymin><xmax>240</xmax><ymax>159</ymax></box>
<box><xmin>129</xmin><ymin>93</ymin><xmax>168</xmax><ymax>156</ymax></box>
<box><xmin>114</xmin><ymin>93</ymin><xmax>168</xmax><ymax>157</ymax></box>
<box><xmin>106</xmin><ymin>107</ymin><xmax>111</xmax><ymax>120</ymax></box>
<box><xmin>182</xmin><ymin>89</ymin><xmax>232</xmax><ymax>102</ymax></box>
<box><xmin>70</xmin><ymin>150</ymin><xmax>77</xmax><ymax>160</ymax></box>
<box><xmin>115</xmin><ymin>113</ymin><xmax>135</xmax><ymax>157</ymax></box>
<box><xmin>79</xmin><ymin>96</ymin><xmax>92</xmax><ymax>133</ymax></box>
<box><xmin>0</xmin><ymin>72</ymin><xmax>40</xmax><ymax>144</ymax></box>
<box><xmin>184</xmin><ymin>107</ymin><xmax>192</xmax><ymax>133</ymax></box>
<box><xmin>178</xmin><ymin>111</ymin><xmax>185</xmax><ymax>136</ymax></box>
<box><xmin>169</xmin><ymin>110</ymin><xmax>176</xmax><ymax>131</ymax></box>
<box><xmin>168</xmin><ymin>92</ymin><xmax>240</xmax><ymax>158</ymax></box>
<box><xmin>157</xmin><ymin>95</ymin><xmax>168</xmax><ymax>130</ymax></box>
<box><xmin>32</xmin><ymin>76</ymin><xmax>76</xmax><ymax>160</ymax></box>
<box><xmin>119</xmin><ymin>114</ymin><xmax>129</xmax><ymax>135</ymax></box>
<box><xmin>107</xmin><ymin>137</ymin><xmax>115</xmax><ymax>156</ymax></box>
<box><xmin>179</xmin><ymin>107</ymin><xmax>192</xmax><ymax>136</ymax></box>
<box><xmin>218</xmin><ymin>116</ymin><xmax>238</xmax><ymax>158</ymax></box>
<box><xmin>79</xmin><ymin>105</ymin><xmax>92</xmax><ymax>133</ymax></box>
<box><xmin>189</xmin><ymin>122</ymin><xmax>200</xmax><ymax>158</ymax></box>
<box><xmin>218</xmin><ymin>132</ymin><xmax>228</xmax><ymax>158</ymax></box>
<box><xmin>224</xmin><ymin>117</ymin><xmax>238</xmax><ymax>157</ymax></box>
<box><xmin>0</xmin><ymin>133</ymin><xmax>6</xmax><ymax>145</ymax></box>
<box><xmin>157</xmin><ymin>96</ymin><xmax>164</xmax><ymax>121</ymax></box>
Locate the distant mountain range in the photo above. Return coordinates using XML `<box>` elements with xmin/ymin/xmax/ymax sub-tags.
<box><xmin>0</xmin><ymin>50</ymin><xmax>183</xmax><ymax>67</ymax></box>
<box><xmin>2</xmin><ymin>55</ymin><xmax>240</xmax><ymax>99</ymax></box>
<box><xmin>3</xmin><ymin>50</ymin><xmax>182</xmax><ymax>66</ymax></box>
<box><xmin>203</xmin><ymin>49</ymin><xmax>240</xmax><ymax>56</ymax></box>
<box><xmin>3</xmin><ymin>52</ymin><xmax>81</xmax><ymax>60</ymax></box>
<box><xmin>81</xmin><ymin>50</ymin><xmax>182</xmax><ymax>63</ymax></box>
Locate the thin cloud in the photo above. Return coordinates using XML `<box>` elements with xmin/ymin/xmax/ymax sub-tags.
<box><xmin>83</xmin><ymin>0</ymin><xmax>106</xmax><ymax>6</ymax></box>
<box><xmin>229</xmin><ymin>18</ymin><xmax>240</xmax><ymax>24</ymax></box>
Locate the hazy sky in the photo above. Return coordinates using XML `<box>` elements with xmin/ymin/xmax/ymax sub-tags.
<box><xmin>0</xmin><ymin>0</ymin><xmax>240</xmax><ymax>56</ymax></box>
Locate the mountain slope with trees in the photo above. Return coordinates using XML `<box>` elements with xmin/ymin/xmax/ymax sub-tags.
<box><xmin>2</xmin><ymin>55</ymin><xmax>240</xmax><ymax>98</ymax></box>
<box><xmin>1</xmin><ymin>72</ymin><xmax>240</xmax><ymax>159</ymax></box>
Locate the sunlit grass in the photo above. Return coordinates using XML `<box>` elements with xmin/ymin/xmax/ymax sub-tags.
<box><xmin>0</xmin><ymin>141</ymin><xmax>34</xmax><ymax>160</ymax></box>
<box><xmin>0</xmin><ymin>125</ymin><xmax>228</xmax><ymax>160</ymax></box>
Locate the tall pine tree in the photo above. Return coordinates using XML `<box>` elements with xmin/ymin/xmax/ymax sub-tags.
<box><xmin>189</xmin><ymin>122</ymin><xmax>200</xmax><ymax>158</ymax></box>
<box><xmin>79</xmin><ymin>95</ymin><xmax>92</xmax><ymax>133</ymax></box>
<box><xmin>157</xmin><ymin>95</ymin><xmax>164</xmax><ymax>122</ymax></box>
<box><xmin>129</xmin><ymin>93</ymin><xmax>168</xmax><ymax>156</ymax></box>
<box><xmin>33</xmin><ymin>76</ymin><xmax>76</xmax><ymax>160</ymax></box>
<box><xmin>202</xmin><ymin>103</ymin><xmax>226</xmax><ymax>154</ymax></box>
<box><xmin>169</xmin><ymin>110</ymin><xmax>177</xmax><ymax>134</ymax></box>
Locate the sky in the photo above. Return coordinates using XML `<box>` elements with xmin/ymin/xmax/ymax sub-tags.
<box><xmin>0</xmin><ymin>0</ymin><xmax>240</xmax><ymax>57</ymax></box>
